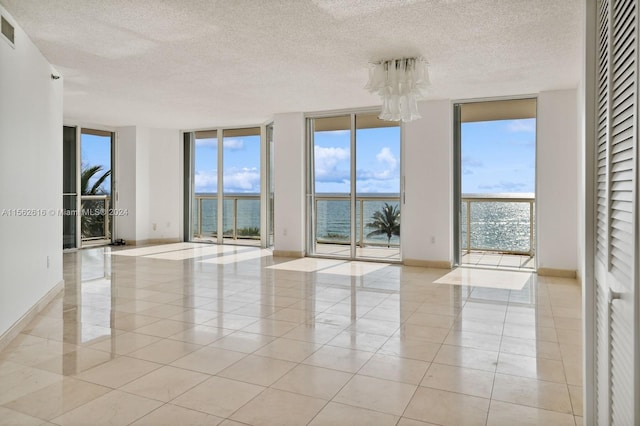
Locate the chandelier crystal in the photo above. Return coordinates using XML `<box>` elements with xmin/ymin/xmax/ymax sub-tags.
<box><xmin>365</xmin><ymin>57</ymin><xmax>429</xmax><ymax>122</ymax></box>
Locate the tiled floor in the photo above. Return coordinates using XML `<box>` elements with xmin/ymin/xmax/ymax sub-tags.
<box><xmin>0</xmin><ymin>244</ymin><xmax>583</xmax><ymax>425</ymax></box>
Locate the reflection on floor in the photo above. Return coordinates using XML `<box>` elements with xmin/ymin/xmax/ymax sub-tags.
<box><xmin>461</xmin><ymin>251</ymin><xmax>535</xmax><ymax>270</ymax></box>
<box><xmin>0</xmin><ymin>244</ymin><xmax>583</xmax><ymax>425</ymax></box>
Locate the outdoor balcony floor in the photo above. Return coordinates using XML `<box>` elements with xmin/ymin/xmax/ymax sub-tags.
<box><xmin>461</xmin><ymin>251</ymin><xmax>535</xmax><ymax>270</ymax></box>
<box><xmin>315</xmin><ymin>243</ymin><xmax>401</xmax><ymax>261</ymax></box>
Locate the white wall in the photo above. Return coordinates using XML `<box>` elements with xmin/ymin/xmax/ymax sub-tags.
<box><xmin>273</xmin><ymin>113</ymin><xmax>306</xmax><ymax>255</ymax></box>
<box><xmin>135</xmin><ymin>127</ymin><xmax>151</xmax><ymax>242</ymax></box>
<box><xmin>116</xmin><ymin>126</ymin><xmax>137</xmax><ymax>241</ymax></box>
<box><xmin>147</xmin><ymin>128</ymin><xmax>182</xmax><ymax>241</ymax></box>
<box><xmin>537</xmin><ymin>89</ymin><xmax>579</xmax><ymax>273</ymax></box>
<box><xmin>402</xmin><ymin>100</ymin><xmax>453</xmax><ymax>265</ymax></box>
<box><xmin>115</xmin><ymin>126</ymin><xmax>182</xmax><ymax>244</ymax></box>
<box><xmin>0</xmin><ymin>6</ymin><xmax>63</xmax><ymax>336</ymax></box>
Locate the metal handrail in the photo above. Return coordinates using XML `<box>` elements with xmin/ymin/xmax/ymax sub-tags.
<box><xmin>461</xmin><ymin>194</ymin><xmax>535</xmax><ymax>256</ymax></box>
<box><xmin>194</xmin><ymin>194</ymin><xmax>260</xmax><ymax>240</ymax></box>
<box><xmin>192</xmin><ymin>193</ymin><xmax>535</xmax><ymax>255</ymax></box>
<box><xmin>314</xmin><ymin>194</ymin><xmax>401</xmax><ymax>248</ymax></box>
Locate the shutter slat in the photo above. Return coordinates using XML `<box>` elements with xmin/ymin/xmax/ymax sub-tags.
<box><xmin>611</xmin><ymin>190</ymin><xmax>633</xmax><ymax>202</ymax></box>
<box><xmin>610</xmin><ymin>156</ymin><xmax>633</xmax><ymax>171</ymax></box>
<box><xmin>610</xmin><ymin>207</ymin><xmax>633</xmax><ymax>222</ymax></box>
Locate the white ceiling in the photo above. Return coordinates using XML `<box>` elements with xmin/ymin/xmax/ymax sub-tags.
<box><xmin>1</xmin><ymin>0</ymin><xmax>582</xmax><ymax>129</ymax></box>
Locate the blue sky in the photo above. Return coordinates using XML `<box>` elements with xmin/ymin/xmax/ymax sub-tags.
<box><xmin>461</xmin><ymin>118</ymin><xmax>536</xmax><ymax>194</ymax></box>
<box><xmin>81</xmin><ymin>118</ymin><xmax>535</xmax><ymax>196</ymax></box>
<box><xmin>313</xmin><ymin>127</ymin><xmax>401</xmax><ymax>193</ymax></box>
<box><xmin>194</xmin><ymin>135</ymin><xmax>260</xmax><ymax>193</ymax></box>
<box><xmin>81</xmin><ymin>134</ymin><xmax>112</xmax><ymax>194</ymax></box>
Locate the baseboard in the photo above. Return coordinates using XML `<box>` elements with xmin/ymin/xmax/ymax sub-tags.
<box><xmin>403</xmin><ymin>258</ymin><xmax>452</xmax><ymax>269</ymax></box>
<box><xmin>0</xmin><ymin>280</ymin><xmax>65</xmax><ymax>352</ymax></box>
<box><xmin>272</xmin><ymin>250</ymin><xmax>305</xmax><ymax>258</ymax></box>
<box><xmin>537</xmin><ymin>267</ymin><xmax>577</xmax><ymax>279</ymax></box>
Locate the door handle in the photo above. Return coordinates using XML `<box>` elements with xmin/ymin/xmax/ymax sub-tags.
<box><xmin>608</xmin><ymin>288</ymin><xmax>622</xmax><ymax>304</ymax></box>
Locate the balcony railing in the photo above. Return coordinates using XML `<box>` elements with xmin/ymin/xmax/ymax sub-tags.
<box><xmin>81</xmin><ymin>195</ymin><xmax>111</xmax><ymax>242</ymax></box>
<box><xmin>193</xmin><ymin>194</ymin><xmax>260</xmax><ymax>240</ymax></box>
<box><xmin>314</xmin><ymin>194</ymin><xmax>401</xmax><ymax>247</ymax></box>
<box><xmin>192</xmin><ymin>193</ymin><xmax>534</xmax><ymax>255</ymax></box>
<box><xmin>461</xmin><ymin>194</ymin><xmax>535</xmax><ymax>256</ymax></box>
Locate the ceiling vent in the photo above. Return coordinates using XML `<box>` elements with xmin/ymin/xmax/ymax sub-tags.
<box><xmin>1</xmin><ymin>15</ymin><xmax>15</xmax><ymax>47</ymax></box>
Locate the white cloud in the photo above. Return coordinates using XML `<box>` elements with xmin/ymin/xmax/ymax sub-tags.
<box><xmin>353</xmin><ymin>147</ymin><xmax>400</xmax><ymax>192</ymax></box>
<box><xmin>223</xmin><ymin>138</ymin><xmax>244</xmax><ymax>150</ymax></box>
<box><xmin>195</xmin><ymin>138</ymin><xmax>217</xmax><ymax>149</ymax></box>
<box><xmin>356</xmin><ymin>178</ymin><xmax>401</xmax><ymax>193</ymax></box>
<box><xmin>194</xmin><ymin>167</ymin><xmax>260</xmax><ymax>193</ymax></box>
<box><xmin>507</xmin><ymin>120</ymin><xmax>536</xmax><ymax>133</ymax></box>
<box><xmin>357</xmin><ymin>147</ymin><xmax>399</xmax><ymax>181</ymax></box>
<box><xmin>195</xmin><ymin>138</ymin><xmax>245</xmax><ymax>151</ymax></box>
<box><xmin>194</xmin><ymin>170</ymin><xmax>217</xmax><ymax>193</ymax></box>
<box><xmin>314</xmin><ymin>146</ymin><xmax>350</xmax><ymax>183</ymax></box>
<box><xmin>376</xmin><ymin>147</ymin><xmax>397</xmax><ymax>169</ymax></box>
<box><xmin>224</xmin><ymin>167</ymin><xmax>260</xmax><ymax>192</ymax></box>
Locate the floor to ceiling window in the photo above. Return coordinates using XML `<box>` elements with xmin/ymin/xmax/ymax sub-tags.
<box><xmin>453</xmin><ymin>98</ymin><xmax>537</xmax><ymax>269</ymax></box>
<box><xmin>80</xmin><ymin>129</ymin><xmax>114</xmax><ymax>247</ymax></box>
<box><xmin>63</xmin><ymin>126</ymin><xmax>114</xmax><ymax>249</ymax></box>
<box><xmin>187</xmin><ymin>127</ymin><xmax>266</xmax><ymax>247</ymax></box>
<box><xmin>308</xmin><ymin>113</ymin><xmax>401</xmax><ymax>261</ymax></box>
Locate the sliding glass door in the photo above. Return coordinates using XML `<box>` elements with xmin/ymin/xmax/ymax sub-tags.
<box><xmin>453</xmin><ymin>99</ymin><xmax>537</xmax><ymax>269</ymax></box>
<box><xmin>308</xmin><ymin>113</ymin><xmax>401</xmax><ymax>261</ymax></box>
<box><xmin>188</xmin><ymin>127</ymin><xmax>264</xmax><ymax>247</ymax></box>
<box><xmin>80</xmin><ymin>129</ymin><xmax>114</xmax><ymax>247</ymax></box>
<box><xmin>62</xmin><ymin>127</ymin><xmax>114</xmax><ymax>249</ymax></box>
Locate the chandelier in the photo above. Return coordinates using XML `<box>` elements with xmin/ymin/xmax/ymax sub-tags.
<box><xmin>365</xmin><ymin>57</ymin><xmax>429</xmax><ymax>122</ymax></box>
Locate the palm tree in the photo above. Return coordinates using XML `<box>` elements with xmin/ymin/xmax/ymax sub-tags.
<box><xmin>366</xmin><ymin>203</ymin><xmax>400</xmax><ymax>247</ymax></box>
<box><xmin>81</xmin><ymin>165</ymin><xmax>111</xmax><ymax>239</ymax></box>
<box><xmin>81</xmin><ymin>165</ymin><xmax>111</xmax><ymax>195</ymax></box>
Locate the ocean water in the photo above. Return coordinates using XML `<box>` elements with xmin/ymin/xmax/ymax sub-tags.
<box><xmin>193</xmin><ymin>193</ymin><xmax>533</xmax><ymax>252</ymax></box>
<box><xmin>193</xmin><ymin>197</ymin><xmax>260</xmax><ymax>237</ymax></box>
<box><xmin>461</xmin><ymin>200</ymin><xmax>533</xmax><ymax>253</ymax></box>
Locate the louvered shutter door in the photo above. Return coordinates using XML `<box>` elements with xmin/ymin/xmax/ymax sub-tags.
<box><xmin>594</xmin><ymin>0</ymin><xmax>638</xmax><ymax>425</ymax></box>
<box><xmin>597</xmin><ymin>0</ymin><xmax>609</xmax><ymax>261</ymax></box>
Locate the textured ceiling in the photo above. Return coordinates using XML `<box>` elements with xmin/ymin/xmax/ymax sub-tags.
<box><xmin>1</xmin><ymin>0</ymin><xmax>582</xmax><ymax>129</ymax></box>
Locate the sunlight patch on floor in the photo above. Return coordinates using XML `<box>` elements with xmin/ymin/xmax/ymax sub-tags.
<box><xmin>319</xmin><ymin>261</ymin><xmax>391</xmax><ymax>277</ymax></box>
<box><xmin>267</xmin><ymin>258</ymin><xmax>346</xmax><ymax>273</ymax></box>
<box><xmin>434</xmin><ymin>267</ymin><xmax>532</xmax><ymax>290</ymax></box>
